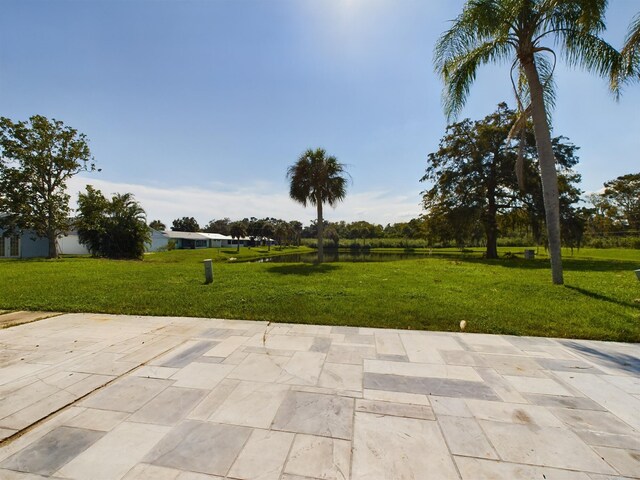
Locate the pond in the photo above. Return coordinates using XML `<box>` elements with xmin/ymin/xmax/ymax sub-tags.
<box><xmin>251</xmin><ymin>251</ymin><xmax>440</xmax><ymax>263</ymax></box>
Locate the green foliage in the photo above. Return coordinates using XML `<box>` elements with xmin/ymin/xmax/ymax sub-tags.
<box><xmin>149</xmin><ymin>220</ymin><xmax>166</xmax><ymax>231</ymax></box>
<box><xmin>229</xmin><ymin>221</ymin><xmax>247</xmax><ymax>253</ymax></box>
<box><xmin>421</xmin><ymin>104</ymin><xmax>582</xmax><ymax>254</ymax></box>
<box><xmin>77</xmin><ymin>186</ymin><xmax>150</xmax><ymax>260</ymax></box>
<box><xmin>203</xmin><ymin>218</ymin><xmax>231</xmax><ymax>235</ymax></box>
<box><xmin>287</xmin><ymin>148</ymin><xmax>349</xmax><ymax>260</ymax></box>
<box><xmin>0</xmin><ymin>115</ymin><xmax>95</xmax><ymax>258</ymax></box>
<box><xmin>616</xmin><ymin>12</ymin><xmax>640</xmax><ymax>87</ymax></box>
<box><xmin>435</xmin><ymin>0</ymin><xmax>621</xmax><ymax>119</ymax></box>
<box><xmin>602</xmin><ymin>173</ymin><xmax>640</xmax><ymax>231</ymax></box>
<box><xmin>171</xmin><ymin>216</ymin><xmax>200</xmax><ymax>232</ymax></box>
<box><xmin>287</xmin><ymin>148</ymin><xmax>348</xmax><ymax>209</ymax></box>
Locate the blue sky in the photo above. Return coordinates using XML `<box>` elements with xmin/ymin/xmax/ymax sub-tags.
<box><xmin>1</xmin><ymin>0</ymin><xmax>638</xmax><ymax>225</ymax></box>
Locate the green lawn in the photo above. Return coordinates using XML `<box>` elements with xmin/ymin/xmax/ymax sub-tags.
<box><xmin>1</xmin><ymin>246</ymin><xmax>638</xmax><ymax>341</ymax></box>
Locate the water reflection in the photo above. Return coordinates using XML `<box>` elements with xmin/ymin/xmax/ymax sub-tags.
<box><xmin>252</xmin><ymin>251</ymin><xmax>435</xmax><ymax>263</ymax></box>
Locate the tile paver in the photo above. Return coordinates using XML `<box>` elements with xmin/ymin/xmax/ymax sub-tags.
<box><xmin>0</xmin><ymin>313</ymin><xmax>638</xmax><ymax>479</ymax></box>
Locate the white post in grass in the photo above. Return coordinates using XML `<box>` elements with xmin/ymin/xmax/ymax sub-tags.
<box><xmin>204</xmin><ymin>259</ymin><xmax>213</xmax><ymax>284</ymax></box>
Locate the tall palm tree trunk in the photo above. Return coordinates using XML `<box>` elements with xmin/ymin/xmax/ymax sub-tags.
<box><xmin>522</xmin><ymin>60</ymin><xmax>564</xmax><ymax>285</ymax></box>
<box><xmin>316</xmin><ymin>198</ymin><xmax>324</xmax><ymax>263</ymax></box>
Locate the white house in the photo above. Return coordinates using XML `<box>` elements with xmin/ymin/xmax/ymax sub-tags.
<box><xmin>158</xmin><ymin>231</ymin><xmax>270</xmax><ymax>250</ymax></box>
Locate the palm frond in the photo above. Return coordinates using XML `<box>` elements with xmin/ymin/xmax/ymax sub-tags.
<box><xmin>440</xmin><ymin>39</ymin><xmax>513</xmax><ymax>119</ymax></box>
<box><xmin>616</xmin><ymin>12</ymin><xmax>640</xmax><ymax>87</ymax></box>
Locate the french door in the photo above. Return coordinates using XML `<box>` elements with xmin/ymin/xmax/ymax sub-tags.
<box><xmin>0</xmin><ymin>235</ymin><xmax>20</xmax><ymax>257</ymax></box>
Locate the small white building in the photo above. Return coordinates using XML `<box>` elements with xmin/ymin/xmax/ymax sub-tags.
<box><xmin>157</xmin><ymin>231</ymin><xmax>272</xmax><ymax>250</ymax></box>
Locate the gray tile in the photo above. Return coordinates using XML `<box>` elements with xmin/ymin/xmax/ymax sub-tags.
<box><xmin>438</xmin><ymin>416</ymin><xmax>499</xmax><ymax>459</ymax></box>
<box><xmin>355</xmin><ymin>399</ymin><xmax>435</xmax><ymax>420</ymax></box>
<box><xmin>535</xmin><ymin>357</ymin><xmax>603</xmax><ymax>373</ymax></box>
<box><xmin>523</xmin><ymin>393</ymin><xmax>606</xmax><ymax>411</ymax></box>
<box><xmin>550</xmin><ymin>408</ymin><xmax>638</xmax><ymax>436</ymax></box>
<box><xmin>576</xmin><ymin>429</ymin><xmax>640</xmax><ymax>451</ymax></box>
<box><xmin>79</xmin><ymin>376</ymin><xmax>171</xmax><ymax>413</ymax></box>
<box><xmin>351</xmin><ymin>411</ymin><xmax>459</xmax><ymax>479</ymax></box>
<box><xmin>128</xmin><ymin>387</ymin><xmax>207</xmax><ymax>425</ymax></box>
<box><xmin>200</xmin><ymin>328</ymin><xmax>243</xmax><ymax>339</ymax></box>
<box><xmin>440</xmin><ymin>350</ymin><xmax>486</xmax><ymax>367</ymax></box>
<box><xmin>376</xmin><ymin>354</ymin><xmax>410</xmax><ymax>362</ymax></box>
<box><xmin>506</xmin><ymin>335</ymin><xmax>555</xmax><ymax>348</ymax></box>
<box><xmin>309</xmin><ymin>337</ymin><xmax>332</xmax><ymax>353</ymax></box>
<box><xmin>144</xmin><ymin>420</ymin><xmax>251</xmax><ymax>476</ymax></box>
<box><xmin>480</xmin><ymin>420</ymin><xmax>617</xmax><ymax>474</ymax></box>
<box><xmin>343</xmin><ymin>334</ymin><xmax>375</xmax><ymax>345</ymax></box>
<box><xmin>560</xmin><ymin>340</ymin><xmax>640</xmax><ymax>375</ymax></box>
<box><xmin>326</xmin><ymin>344</ymin><xmax>376</xmax><ymax>365</ymax></box>
<box><xmin>363</xmin><ymin>372</ymin><xmax>499</xmax><ymax>400</ymax></box>
<box><xmin>227</xmin><ymin>429</ymin><xmax>294</xmax><ymax>480</ymax></box>
<box><xmin>271</xmin><ymin>391</ymin><xmax>354</xmax><ymax>440</ymax></box>
<box><xmin>0</xmin><ymin>426</ymin><xmax>104</xmax><ymax>476</ymax></box>
<box><xmin>474</xmin><ymin>367</ymin><xmax>527</xmax><ymax>403</ymax></box>
<box><xmin>159</xmin><ymin>341</ymin><xmax>217</xmax><ymax>368</ymax></box>
<box><xmin>455</xmin><ymin>456</ymin><xmax>591</xmax><ymax>480</ymax></box>
<box><xmin>284</xmin><ymin>434</ymin><xmax>351</xmax><ymax>480</ymax></box>
<box><xmin>57</xmin><ymin>421</ymin><xmax>170</xmax><ymax>480</ymax></box>
<box><xmin>330</xmin><ymin>326</ymin><xmax>359</xmax><ymax>335</ymax></box>
<box><xmin>592</xmin><ymin>447</ymin><xmax>640</xmax><ymax>477</ymax></box>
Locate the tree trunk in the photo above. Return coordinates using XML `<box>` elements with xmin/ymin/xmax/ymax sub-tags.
<box><xmin>316</xmin><ymin>199</ymin><xmax>324</xmax><ymax>263</ymax></box>
<box><xmin>236</xmin><ymin>238</ymin><xmax>240</xmax><ymax>253</ymax></box>
<box><xmin>47</xmin><ymin>230</ymin><xmax>58</xmax><ymax>259</ymax></box>
<box><xmin>485</xmin><ymin>159</ymin><xmax>499</xmax><ymax>260</ymax></box>
<box><xmin>485</xmin><ymin>208</ymin><xmax>498</xmax><ymax>259</ymax></box>
<box><xmin>522</xmin><ymin>60</ymin><xmax>564</xmax><ymax>285</ymax></box>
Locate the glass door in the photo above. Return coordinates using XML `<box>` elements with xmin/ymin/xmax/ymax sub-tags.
<box><xmin>0</xmin><ymin>235</ymin><xmax>19</xmax><ymax>257</ymax></box>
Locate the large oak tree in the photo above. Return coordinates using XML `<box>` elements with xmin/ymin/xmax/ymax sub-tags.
<box><xmin>0</xmin><ymin>115</ymin><xmax>95</xmax><ymax>258</ymax></box>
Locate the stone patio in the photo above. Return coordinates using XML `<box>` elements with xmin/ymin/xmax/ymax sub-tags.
<box><xmin>0</xmin><ymin>313</ymin><xmax>638</xmax><ymax>479</ymax></box>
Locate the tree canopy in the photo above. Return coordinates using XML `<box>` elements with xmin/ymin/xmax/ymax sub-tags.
<box><xmin>602</xmin><ymin>173</ymin><xmax>640</xmax><ymax>231</ymax></box>
<box><xmin>229</xmin><ymin>221</ymin><xmax>247</xmax><ymax>253</ymax></box>
<box><xmin>149</xmin><ymin>220</ymin><xmax>166</xmax><ymax>231</ymax></box>
<box><xmin>422</xmin><ymin>104</ymin><xmax>582</xmax><ymax>257</ymax></box>
<box><xmin>287</xmin><ymin>148</ymin><xmax>348</xmax><ymax>262</ymax></box>
<box><xmin>171</xmin><ymin>216</ymin><xmax>200</xmax><ymax>232</ymax></box>
<box><xmin>77</xmin><ymin>186</ymin><xmax>150</xmax><ymax>260</ymax></box>
<box><xmin>0</xmin><ymin>115</ymin><xmax>95</xmax><ymax>258</ymax></box>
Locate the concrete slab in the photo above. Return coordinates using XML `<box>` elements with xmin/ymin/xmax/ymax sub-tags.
<box><xmin>0</xmin><ymin>313</ymin><xmax>638</xmax><ymax>479</ymax></box>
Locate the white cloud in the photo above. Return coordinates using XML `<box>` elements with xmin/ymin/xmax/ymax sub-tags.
<box><xmin>68</xmin><ymin>176</ymin><xmax>422</xmax><ymax>226</ymax></box>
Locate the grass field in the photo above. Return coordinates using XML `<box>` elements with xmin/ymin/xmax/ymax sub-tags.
<box><xmin>0</xmin><ymin>246</ymin><xmax>638</xmax><ymax>341</ymax></box>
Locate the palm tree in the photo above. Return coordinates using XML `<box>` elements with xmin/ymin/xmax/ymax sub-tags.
<box><xmin>287</xmin><ymin>148</ymin><xmax>348</xmax><ymax>262</ymax></box>
<box><xmin>229</xmin><ymin>222</ymin><xmax>246</xmax><ymax>253</ymax></box>
<box><xmin>617</xmin><ymin>13</ymin><xmax>640</xmax><ymax>85</ymax></box>
<box><xmin>262</xmin><ymin>221</ymin><xmax>274</xmax><ymax>251</ymax></box>
<box><xmin>435</xmin><ymin>0</ymin><xmax>620</xmax><ymax>285</ymax></box>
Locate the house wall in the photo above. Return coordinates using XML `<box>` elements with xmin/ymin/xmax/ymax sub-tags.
<box><xmin>147</xmin><ymin>231</ymin><xmax>170</xmax><ymax>252</ymax></box>
<box><xmin>58</xmin><ymin>234</ymin><xmax>90</xmax><ymax>255</ymax></box>
<box><xmin>21</xmin><ymin>235</ymin><xmax>49</xmax><ymax>258</ymax></box>
<box><xmin>1</xmin><ymin>228</ymin><xmax>49</xmax><ymax>258</ymax></box>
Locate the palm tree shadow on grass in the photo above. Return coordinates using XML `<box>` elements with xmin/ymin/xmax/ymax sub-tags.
<box><xmin>266</xmin><ymin>263</ymin><xmax>340</xmax><ymax>276</ymax></box>
<box><xmin>564</xmin><ymin>285</ymin><xmax>640</xmax><ymax>310</ymax></box>
<box><xmin>442</xmin><ymin>255</ymin><xmax>640</xmax><ymax>273</ymax></box>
